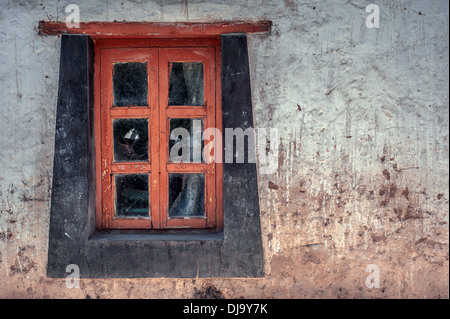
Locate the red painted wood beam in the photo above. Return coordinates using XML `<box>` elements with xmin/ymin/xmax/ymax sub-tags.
<box><xmin>38</xmin><ymin>21</ymin><xmax>271</xmax><ymax>38</ymax></box>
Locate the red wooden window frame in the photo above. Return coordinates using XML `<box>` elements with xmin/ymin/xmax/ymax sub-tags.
<box><xmin>94</xmin><ymin>38</ymin><xmax>223</xmax><ymax>230</ymax></box>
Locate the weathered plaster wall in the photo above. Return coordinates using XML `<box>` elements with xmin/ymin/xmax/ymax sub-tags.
<box><xmin>0</xmin><ymin>0</ymin><xmax>448</xmax><ymax>298</ymax></box>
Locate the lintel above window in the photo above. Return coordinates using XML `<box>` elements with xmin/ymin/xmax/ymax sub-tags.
<box><xmin>38</xmin><ymin>20</ymin><xmax>271</xmax><ymax>38</ymax></box>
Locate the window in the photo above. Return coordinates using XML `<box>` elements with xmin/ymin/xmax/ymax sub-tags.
<box><xmin>43</xmin><ymin>21</ymin><xmax>270</xmax><ymax>278</ymax></box>
<box><xmin>95</xmin><ymin>39</ymin><xmax>223</xmax><ymax>230</ymax></box>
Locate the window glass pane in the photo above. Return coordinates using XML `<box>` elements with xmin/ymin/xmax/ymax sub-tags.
<box><xmin>113</xmin><ymin>118</ymin><xmax>149</xmax><ymax>162</ymax></box>
<box><xmin>169</xmin><ymin>118</ymin><xmax>203</xmax><ymax>163</ymax></box>
<box><xmin>168</xmin><ymin>62</ymin><xmax>204</xmax><ymax>106</ymax></box>
<box><xmin>169</xmin><ymin>173</ymin><xmax>205</xmax><ymax>217</ymax></box>
<box><xmin>113</xmin><ymin>62</ymin><xmax>148</xmax><ymax>107</ymax></box>
<box><xmin>115</xmin><ymin>174</ymin><xmax>149</xmax><ymax>217</ymax></box>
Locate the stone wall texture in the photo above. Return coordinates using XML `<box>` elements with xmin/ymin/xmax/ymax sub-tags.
<box><xmin>0</xmin><ymin>0</ymin><xmax>448</xmax><ymax>298</ymax></box>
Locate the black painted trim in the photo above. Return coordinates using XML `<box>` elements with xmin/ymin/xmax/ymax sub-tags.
<box><xmin>47</xmin><ymin>35</ymin><xmax>94</xmax><ymax>277</ymax></box>
<box><xmin>47</xmin><ymin>34</ymin><xmax>264</xmax><ymax>278</ymax></box>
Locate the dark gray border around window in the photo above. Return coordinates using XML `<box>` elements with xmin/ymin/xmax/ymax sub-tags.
<box><xmin>47</xmin><ymin>34</ymin><xmax>264</xmax><ymax>278</ymax></box>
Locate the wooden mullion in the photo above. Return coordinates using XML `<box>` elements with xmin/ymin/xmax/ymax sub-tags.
<box><xmin>166</xmin><ymin>163</ymin><xmax>207</xmax><ymax>172</ymax></box>
<box><xmin>111</xmin><ymin>162</ymin><xmax>151</xmax><ymax>173</ymax></box>
<box><xmin>214</xmin><ymin>44</ymin><xmax>224</xmax><ymax>230</ymax></box>
<box><xmin>150</xmin><ymin>47</ymin><xmax>161</xmax><ymax>229</ymax></box>
<box><xmin>204</xmin><ymin>47</ymin><xmax>217</xmax><ymax>229</ymax></box>
<box><xmin>110</xmin><ymin>107</ymin><xmax>151</xmax><ymax>118</ymax></box>
<box><xmin>159</xmin><ymin>48</ymin><xmax>169</xmax><ymax>229</ymax></box>
<box><xmin>94</xmin><ymin>43</ymin><xmax>103</xmax><ymax>230</ymax></box>
<box><xmin>100</xmin><ymin>49</ymin><xmax>114</xmax><ymax>229</ymax></box>
<box><xmin>166</xmin><ymin>108</ymin><xmax>206</xmax><ymax>118</ymax></box>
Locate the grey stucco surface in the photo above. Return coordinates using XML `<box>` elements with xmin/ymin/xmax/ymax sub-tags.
<box><xmin>0</xmin><ymin>0</ymin><xmax>448</xmax><ymax>298</ymax></box>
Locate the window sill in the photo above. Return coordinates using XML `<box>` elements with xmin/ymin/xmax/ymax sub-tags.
<box><xmin>89</xmin><ymin>230</ymin><xmax>224</xmax><ymax>242</ymax></box>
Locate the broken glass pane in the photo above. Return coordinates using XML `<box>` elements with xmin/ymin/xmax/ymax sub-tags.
<box><xmin>169</xmin><ymin>118</ymin><xmax>203</xmax><ymax>163</ymax></box>
<box><xmin>115</xmin><ymin>174</ymin><xmax>149</xmax><ymax>217</ymax></box>
<box><xmin>168</xmin><ymin>62</ymin><xmax>204</xmax><ymax>106</ymax></box>
<box><xmin>168</xmin><ymin>173</ymin><xmax>205</xmax><ymax>217</ymax></box>
<box><xmin>113</xmin><ymin>118</ymin><xmax>149</xmax><ymax>162</ymax></box>
<box><xmin>113</xmin><ymin>62</ymin><xmax>148</xmax><ymax>107</ymax></box>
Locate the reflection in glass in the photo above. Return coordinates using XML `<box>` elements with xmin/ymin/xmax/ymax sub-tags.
<box><xmin>113</xmin><ymin>62</ymin><xmax>148</xmax><ymax>107</ymax></box>
<box><xmin>113</xmin><ymin>118</ymin><xmax>149</xmax><ymax>162</ymax></box>
<box><xmin>115</xmin><ymin>174</ymin><xmax>149</xmax><ymax>217</ymax></box>
<box><xmin>169</xmin><ymin>118</ymin><xmax>203</xmax><ymax>163</ymax></box>
<box><xmin>168</xmin><ymin>62</ymin><xmax>204</xmax><ymax>106</ymax></box>
<box><xmin>169</xmin><ymin>173</ymin><xmax>205</xmax><ymax>217</ymax></box>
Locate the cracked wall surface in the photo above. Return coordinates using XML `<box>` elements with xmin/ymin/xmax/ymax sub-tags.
<box><xmin>0</xmin><ymin>0</ymin><xmax>448</xmax><ymax>298</ymax></box>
